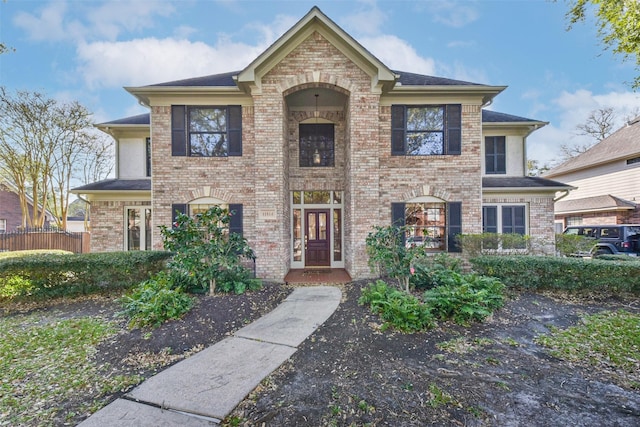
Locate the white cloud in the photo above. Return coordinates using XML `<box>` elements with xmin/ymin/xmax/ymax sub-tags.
<box><xmin>360</xmin><ymin>35</ymin><xmax>436</xmax><ymax>75</ymax></box>
<box><xmin>76</xmin><ymin>37</ymin><xmax>266</xmax><ymax>89</ymax></box>
<box><xmin>527</xmin><ymin>89</ymin><xmax>640</xmax><ymax>166</ymax></box>
<box><xmin>13</xmin><ymin>0</ymin><xmax>175</xmax><ymax>43</ymax></box>
<box><xmin>426</xmin><ymin>1</ymin><xmax>479</xmax><ymax>28</ymax></box>
<box><xmin>85</xmin><ymin>1</ymin><xmax>175</xmax><ymax>41</ymax></box>
<box><xmin>340</xmin><ymin>0</ymin><xmax>386</xmax><ymax>36</ymax></box>
<box><xmin>13</xmin><ymin>1</ymin><xmax>83</xmax><ymax>42</ymax></box>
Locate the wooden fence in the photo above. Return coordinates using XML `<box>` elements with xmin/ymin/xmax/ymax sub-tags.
<box><xmin>0</xmin><ymin>228</ymin><xmax>90</xmax><ymax>253</ymax></box>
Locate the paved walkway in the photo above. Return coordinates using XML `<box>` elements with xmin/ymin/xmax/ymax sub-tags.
<box><xmin>78</xmin><ymin>286</ymin><xmax>342</xmax><ymax>426</ymax></box>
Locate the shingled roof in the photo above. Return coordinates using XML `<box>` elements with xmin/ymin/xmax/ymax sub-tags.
<box><xmin>99</xmin><ymin>109</ymin><xmax>539</xmax><ymax>130</ymax></box>
<box><xmin>545</xmin><ymin>116</ymin><xmax>640</xmax><ymax>177</ymax></box>
<box><xmin>482</xmin><ymin>176</ymin><xmax>573</xmax><ymax>191</ymax></box>
<box><xmin>72</xmin><ymin>179</ymin><xmax>151</xmax><ymax>192</ymax></box>
<box><xmin>555</xmin><ymin>194</ymin><xmax>636</xmax><ymax>214</ymax></box>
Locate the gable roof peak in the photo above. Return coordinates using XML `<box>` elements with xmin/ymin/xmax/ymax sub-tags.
<box><xmin>236</xmin><ymin>5</ymin><xmax>396</xmax><ymax>93</ymax></box>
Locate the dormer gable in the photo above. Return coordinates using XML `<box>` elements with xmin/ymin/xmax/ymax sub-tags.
<box><xmin>236</xmin><ymin>6</ymin><xmax>397</xmax><ymax>95</ymax></box>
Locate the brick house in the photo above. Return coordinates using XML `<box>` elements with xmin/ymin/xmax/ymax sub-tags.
<box><xmin>544</xmin><ymin>116</ymin><xmax>640</xmax><ymax>230</ymax></box>
<box><xmin>72</xmin><ymin>7</ymin><xmax>569</xmax><ymax>280</ymax></box>
<box><xmin>0</xmin><ymin>180</ymin><xmax>53</xmax><ymax>232</ymax></box>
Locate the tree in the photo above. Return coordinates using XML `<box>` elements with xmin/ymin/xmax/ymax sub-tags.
<box><xmin>159</xmin><ymin>206</ymin><xmax>260</xmax><ymax>294</ymax></box>
<box><xmin>0</xmin><ymin>88</ymin><xmax>104</xmax><ymax>229</ymax></box>
<box><xmin>527</xmin><ymin>159</ymin><xmax>551</xmax><ymax>176</ymax></box>
<box><xmin>575</xmin><ymin>106</ymin><xmax>616</xmax><ymax>142</ymax></box>
<box><xmin>557</xmin><ymin>107</ymin><xmax>617</xmax><ymax>163</ymax></box>
<box><xmin>565</xmin><ymin>0</ymin><xmax>640</xmax><ymax>89</ymax></box>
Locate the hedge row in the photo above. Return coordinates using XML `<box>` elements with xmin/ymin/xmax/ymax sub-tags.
<box><xmin>0</xmin><ymin>251</ymin><xmax>172</xmax><ymax>300</ymax></box>
<box><xmin>470</xmin><ymin>255</ymin><xmax>640</xmax><ymax>294</ymax></box>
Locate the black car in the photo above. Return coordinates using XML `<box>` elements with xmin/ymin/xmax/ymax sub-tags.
<box><xmin>563</xmin><ymin>225</ymin><xmax>640</xmax><ymax>256</ymax></box>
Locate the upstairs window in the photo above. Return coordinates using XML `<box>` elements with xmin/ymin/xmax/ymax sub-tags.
<box><xmin>299</xmin><ymin>123</ymin><xmax>335</xmax><ymax>167</ymax></box>
<box><xmin>485</xmin><ymin>136</ymin><xmax>506</xmax><ymax>174</ymax></box>
<box><xmin>171</xmin><ymin>105</ymin><xmax>242</xmax><ymax>157</ymax></box>
<box><xmin>391</xmin><ymin>104</ymin><xmax>461</xmax><ymax>156</ymax></box>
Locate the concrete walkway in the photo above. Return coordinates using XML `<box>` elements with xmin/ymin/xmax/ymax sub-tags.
<box><xmin>78</xmin><ymin>286</ymin><xmax>342</xmax><ymax>426</ymax></box>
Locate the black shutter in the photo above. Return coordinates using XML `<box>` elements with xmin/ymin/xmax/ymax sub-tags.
<box><xmin>228</xmin><ymin>106</ymin><xmax>242</xmax><ymax>156</ymax></box>
<box><xmin>447</xmin><ymin>201</ymin><xmax>462</xmax><ymax>252</ymax></box>
<box><xmin>445</xmin><ymin>104</ymin><xmax>462</xmax><ymax>155</ymax></box>
<box><xmin>391</xmin><ymin>105</ymin><xmax>406</xmax><ymax>155</ymax></box>
<box><xmin>171</xmin><ymin>203</ymin><xmax>187</xmax><ymax>229</ymax></box>
<box><xmin>171</xmin><ymin>105</ymin><xmax>187</xmax><ymax>156</ymax></box>
<box><xmin>391</xmin><ymin>203</ymin><xmax>406</xmax><ymax>247</ymax></box>
<box><xmin>228</xmin><ymin>204</ymin><xmax>243</xmax><ymax>237</ymax></box>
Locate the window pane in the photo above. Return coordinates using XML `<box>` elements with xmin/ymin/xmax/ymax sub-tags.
<box><xmin>190</xmin><ymin>133</ymin><xmax>228</xmax><ymax>157</ymax></box>
<box><xmin>407</xmin><ymin>107</ymin><xmax>443</xmax><ymax>131</ymax></box>
<box><xmin>304</xmin><ymin>191</ymin><xmax>330</xmax><ymax>204</ymax></box>
<box><xmin>405</xmin><ymin>202</ymin><xmax>446</xmax><ymax>250</ymax></box>
<box><xmin>144</xmin><ymin>209</ymin><xmax>152</xmax><ymax>250</ymax></box>
<box><xmin>299</xmin><ymin>124</ymin><xmax>334</xmax><ymax>167</ymax></box>
<box><xmin>293</xmin><ymin>209</ymin><xmax>302</xmax><ymax>261</ymax></box>
<box><xmin>334</xmin><ymin>209</ymin><xmax>342</xmax><ymax>261</ymax></box>
<box><xmin>333</xmin><ymin>191</ymin><xmax>342</xmax><ymax>204</ymax></box>
<box><xmin>293</xmin><ymin>191</ymin><xmax>301</xmax><ymax>204</ymax></box>
<box><xmin>127</xmin><ymin>209</ymin><xmax>140</xmax><ymax>251</ymax></box>
<box><xmin>407</xmin><ymin>132</ymin><xmax>444</xmax><ymax>155</ymax></box>
<box><xmin>190</xmin><ymin>108</ymin><xmax>226</xmax><ymax>132</ymax></box>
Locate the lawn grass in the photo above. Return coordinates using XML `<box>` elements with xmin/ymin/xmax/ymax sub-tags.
<box><xmin>536</xmin><ymin>309</ymin><xmax>640</xmax><ymax>387</ymax></box>
<box><xmin>0</xmin><ymin>313</ymin><xmax>141</xmax><ymax>425</ymax></box>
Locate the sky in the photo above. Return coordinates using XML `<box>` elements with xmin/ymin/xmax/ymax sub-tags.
<box><xmin>1</xmin><ymin>0</ymin><xmax>640</xmax><ymax>168</ymax></box>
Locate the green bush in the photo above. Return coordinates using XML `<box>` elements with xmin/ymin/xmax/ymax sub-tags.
<box><xmin>458</xmin><ymin>233</ymin><xmax>541</xmax><ymax>257</ymax></box>
<box><xmin>359</xmin><ymin>280</ymin><xmax>435</xmax><ymax>332</ymax></box>
<box><xmin>160</xmin><ymin>206</ymin><xmax>260</xmax><ymax>294</ymax></box>
<box><xmin>555</xmin><ymin>234</ymin><xmax>597</xmax><ymax>257</ymax></box>
<box><xmin>0</xmin><ymin>251</ymin><xmax>171</xmax><ymax>301</ymax></box>
<box><xmin>410</xmin><ymin>253</ymin><xmax>462</xmax><ymax>290</ymax></box>
<box><xmin>423</xmin><ymin>273</ymin><xmax>505</xmax><ymax>325</ymax></box>
<box><xmin>120</xmin><ymin>272</ymin><xmax>194</xmax><ymax>328</ymax></box>
<box><xmin>470</xmin><ymin>255</ymin><xmax>640</xmax><ymax>294</ymax></box>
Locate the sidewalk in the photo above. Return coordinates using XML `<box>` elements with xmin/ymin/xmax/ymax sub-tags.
<box><xmin>78</xmin><ymin>286</ymin><xmax>342</xmax><ymax>426</ymax></box>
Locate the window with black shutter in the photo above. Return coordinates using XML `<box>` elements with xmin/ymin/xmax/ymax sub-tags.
<box><xmin>392</xmin><ymin>201</ymin><xmax>461</xmax><ymax>252</ymax></box>
<box><xmin>171</xmin><ymin>105</ymin><xmax>242</xmax><ymax>157</ymax></box>
<box><xmin>391</xmin><ymin>104</ymin><xmax>462</xmax><ymax>155</ymax></box>
<box><xmin>485</xmin><ymin>136</ymin><xmax>506</xmax><ymax>174</ymax></box>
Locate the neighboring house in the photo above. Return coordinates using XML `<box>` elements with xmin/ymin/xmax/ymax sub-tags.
<box><xmin>544</xmin><ymin>116</ymin><xmax>640</xmax><ymax>231</ymax></box>
<box><xmin>0</xmin><ymin>180</ymin><xmax>53</xmax><ymax>232</ymax></box>
<box><xmin>71</xmin><ymin>7</ymin><xmax>570</xmax><ymax>280</ymax></box>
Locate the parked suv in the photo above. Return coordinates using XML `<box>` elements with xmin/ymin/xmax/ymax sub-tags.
<box><xmin>563</xmin><ymin>225</ymin><xmax>640</xmax><ymax>256</ymax></box>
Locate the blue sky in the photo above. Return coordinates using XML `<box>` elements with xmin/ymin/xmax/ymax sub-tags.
<box><xmin>2</xmin><ymin>0</ymin><xmax>640</xmax><ymax>166</ymax></box>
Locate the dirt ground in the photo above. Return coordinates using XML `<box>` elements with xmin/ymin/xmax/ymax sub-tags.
<box><xmin>5</xmin><ymin>281</ymin><xmax>640</xmax><ymax>426</ymax></box>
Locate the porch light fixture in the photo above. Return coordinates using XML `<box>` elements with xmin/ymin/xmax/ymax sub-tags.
<box><xmin>312</xmin><ymin>93</ymin><xmax>321</xmax><ymax>165</ymax></box>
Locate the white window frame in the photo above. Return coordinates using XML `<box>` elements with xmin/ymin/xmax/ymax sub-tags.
<box><xmin>124</xmin><ymin>207</ymin><xmax>152</xmax><ymax>251</ymax></box>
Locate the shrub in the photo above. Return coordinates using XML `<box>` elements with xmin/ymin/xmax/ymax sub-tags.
<box><xmin>160</xmin><ymin>206</ymin><xmax>260</xmax><ymax>294</ymax></box>
<box><xmin>365</xmin><ymin>225</ymin><xmax>426</xmax><ymax>292</ymax></box>
<box><xmin>423</xmin><ymin>273</ymin><xmax>505</xmax><ymax>325</ymax></box>
<box><xmin>359</xmin><ymin>280</ymin><xmax>435</xmax><ymax>332</ymax></box>
<box><xmin>555</xmin><ymin>234</ymin><xmax>597</xmax><ymax>257</ymax></box>
<box><xmin>458</xmin><ymin>233</ymin><xmax>550</xmax><ymax>257</ymax></box>
<box><xmin>470</xmin><ymin>255</ymin><xmax>640</xmax><ymax>294</ymax></box>
<box><xmin>0</xmin><ymin>251</ymin><xmax>171</xmax><ymax>301</ymax></box>
<box><xmin>409</xmin><ymin>253</ymin><xmax>461</xmax><ymax>290</ymax></box>
<box><xmin>120</xmin><ymin>272</ymin><xmax>194</xmax><ymax>328</ymax></box>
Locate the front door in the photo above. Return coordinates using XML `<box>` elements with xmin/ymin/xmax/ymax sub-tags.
<box><xmin>305</xmin><ymin>209</ymin><xmax>330</xmax><ymax>266</ymax></box>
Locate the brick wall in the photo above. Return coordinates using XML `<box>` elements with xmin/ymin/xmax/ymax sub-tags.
<box><xmin>0</xmin><ymin>185</ymin><xmax>24</xmax><ymax>231</ymax></box>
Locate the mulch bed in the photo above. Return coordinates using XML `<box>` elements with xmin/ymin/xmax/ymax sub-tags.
<box><xmin>3</xmin><ymin>281</ymin><xmax>639</xmax><ymax>426</ymax></box>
